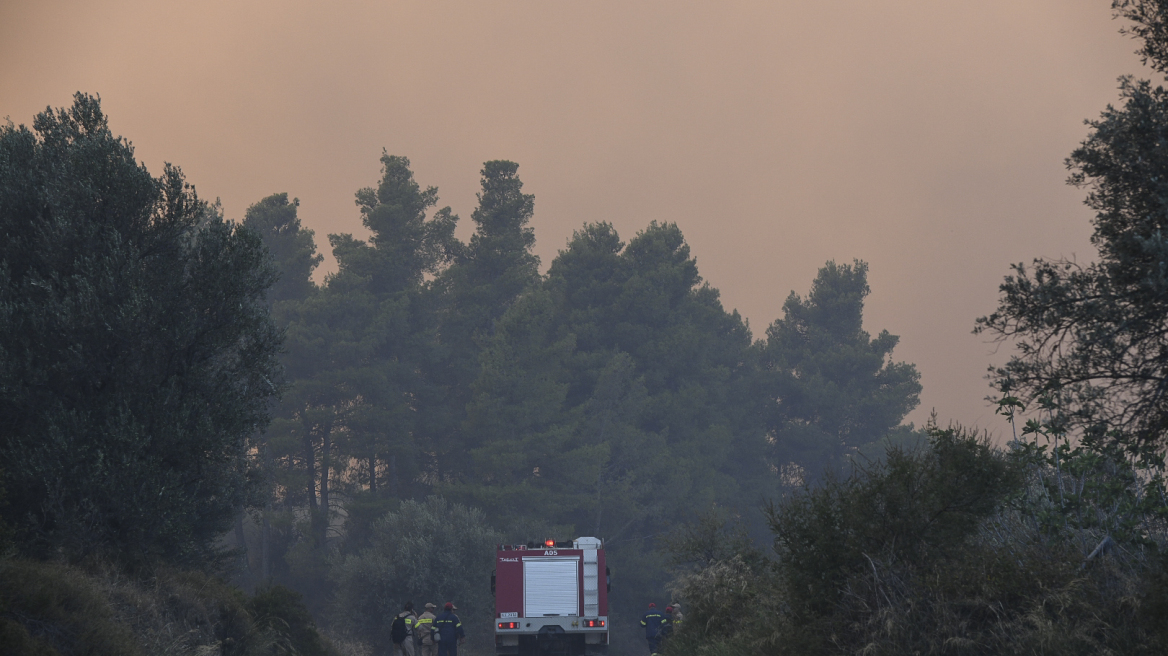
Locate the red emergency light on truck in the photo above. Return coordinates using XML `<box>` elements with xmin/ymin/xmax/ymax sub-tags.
<box><xmin>493</xmin><ymin>537</ymin><xmax>609</xmax><ymax>656</ymax></box>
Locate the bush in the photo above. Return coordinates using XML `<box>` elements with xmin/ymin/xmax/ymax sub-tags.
<box><xmin>248</xmin><ymin>585</ymin><xmax>331</xmax><ymax>656</ymax></box>
<box><xmin>0</xmin><ymin>559</ymin><xmax>139</xmax><ymax>656</ymax></box>
<box><xmin>665</xmin><ymin>424</ymin><xmax>1168</xmax><ymax>655</ymax></box>
<box><xmin>330</xmin><ymin>496</ymin><xmax>502</xmax><ymax>650</ymax></box>
<box><xmin>769</xmin><ymin>424</ymin><xmax>1022</xmax><ymax>627</ymax></box>
<box><xmin>0</xmin><ymin>557</ymin><xmax>340</xmax><ymax>656</ymax></box>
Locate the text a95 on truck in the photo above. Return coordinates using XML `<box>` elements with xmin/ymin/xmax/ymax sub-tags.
<box><xmin>492</xmin><ymin>537</ymin><xmax>610</xmax><ymax>656</ymax></box>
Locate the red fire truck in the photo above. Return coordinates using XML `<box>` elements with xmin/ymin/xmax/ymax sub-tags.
<box><xmin>492</xmin><ymin>537</ymin><xmax>609</xmax><ymax>656</ymax></box>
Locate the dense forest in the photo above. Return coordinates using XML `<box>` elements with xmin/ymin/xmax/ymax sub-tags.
<box><xmin>3</xmin><ymin>2</ymin><xmax>1168</xmax><ymax>655</ymax></box>
<box><xmin>0</xmin><ymin>94</ymin><xmax>921</xmax><ymax>654</ymax></box>
<box><xmin>233</xmin><ymin>152</ymin><xmax>922</xmax><ymax>650</ymax></box>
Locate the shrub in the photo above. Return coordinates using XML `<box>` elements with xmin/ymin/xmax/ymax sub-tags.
<box><xmin>248</xmin><ymin>585</ymin><xmax>330</xmax><ymax>656</ymax></box>
<box><xmin>330</xmin><ymin>496</ymin><xmax>502</xmax><ymax>650</ymax></box>
<box><xmin>665</xmin><ymin>423</ymin><xmax>1168</xmax><ymax>655</ymax></box>
<box><xmin>0</xmin><ymin>557</ymin><xmax>341</xmax><ymax>656</ymax></box>
<box><xmin>0</xmin><ymin>559</ymin><xmax>139</xmax><ymax>656</ymax></box>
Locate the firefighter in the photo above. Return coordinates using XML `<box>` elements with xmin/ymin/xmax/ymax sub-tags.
<box><xmin>661</xmin><ymin>606</ymin><xmax>676</xmax><ymax>643</ymax></box>
<box><xmin>416</xmin><ymin>602</ymin><xmax>438</xmax><ymax>656</ymax></box>
<box><xmin>434</xmin><ymin>602</ymin><xmax>465</xmax><ymax>656</ymax></box>
<box><xmin>392</xmin><ymin>601</ymin><xmax>418</xmax><ymax>656</ymax></box>
<box><xmin>670</xmin><ymin>602</ymin><xmax>684</xmax><ymax>628</ymax></box>
<box><xmin>640</xmin><ymin>602</ymin><xmax>668</xmax><ymax>655</ymax></box>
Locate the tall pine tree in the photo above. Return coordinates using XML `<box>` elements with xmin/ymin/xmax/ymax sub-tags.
<box><xmin>763</xmin><ymin>261</ymin><xmax>921</xmax><ymax>481</ymax></box>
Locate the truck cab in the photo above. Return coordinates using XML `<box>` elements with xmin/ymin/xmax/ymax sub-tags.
<box><xmin>493</xmin><ymin>537</ymin><xmax>609</xmax><ymax>656</ymax></box>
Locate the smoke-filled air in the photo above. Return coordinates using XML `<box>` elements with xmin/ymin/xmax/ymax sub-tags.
<box><xmin>3</xmin><ymin>1</ymin><xmax>1168</xmax><ymax>655</ymax></box>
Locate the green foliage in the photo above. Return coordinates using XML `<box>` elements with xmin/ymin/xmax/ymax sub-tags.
<box><xmin>247</xmin><ymin>585</ymin><xmax>331</xmax><ymax>656</ymax></box>
<box><xmin>994</xmin><ymin>381</ymin><xmax>1168</xmax><ymax>547</ymax></box>
<box><xmin>662</xmin><ymin>508</ymin><xmax>766</xmax><ymax>572</ymax></box>
<box><xmin>1144</xmin><ymin>549</ymin><xmax>1168</xmax><ymax>641</ymax></box>
<box><xmin>0</xmin><ymin>469</ymin><xmax>14</xmax><ymax>555</ymax></box>
<box><xmin>663</xmin><ymin>555</ymin><xmax>776</xmax><ymax>656</ymax></box>
<box><xmin>0</xmin><ymin>558</ymin><xmax>341</xmax><ymax>656</ymax></box>
<box><xmin>257</xmin><ymin>153</ymin><xmax>463</xmax><ymax>604</ymax></box>
<box><xmin>768</xmin><ymin>424</ymin><xmax>1021</xmax><ymax>625</ymax></box>
<box><xmin>0</xmin><ymin>94</ymin><xmax>281</xmax><ymax>565</ymax></box>
<box><xmin>457</xmin><ymin>220</ymin><xmax>764</xmax><ymax>525</ymax></box>
<box><xmin>220</xmin><ymin>151</ymin><xmax>920</xmax><ymax>648</ymax></box>
<box><xmin>448</xmin><ymin>220</ymin><xmax>770</xmax><ymax>641</ymax></box>
<box><xmin>0</xmin><ymin>621</ymin><xmax>58</xmax><ymax>656</ymax></box>
<box><xmin>1115</xmin><ymin>0</ymin><xmax>1168</xmax><ymax>74</ymax></box>
<box><xmin>763</xmin><ymin>260</ymin><xmax>922</xmax><ymax>480</ymax></box>
<box><xmin>0</xmin><ymin>95</ymin><xmax>925</xmax><ymax>648</ymax></box>
<box><xmin>330</xmin><ymin>497</ymin><xmax>501</xmax><ymax>649</ymax></box>
<box><xmin>977</xmin><ymin>4</ymin><xmax>1168</xmax><ymax>450</ymax></box>
<box><xmin>428</xmin><ymin>160</ymin><xmax>541</xmax><ymax>481</ymax></box>
<box><xmin>666</xmin><ymin>426</ymin><xmax>1168</xmax><ymax>656</ymax></box>
<box><xmin>333</xmin><ymin>490</ymin><xmax>399</xmax><ymax>557</ymax></box>
<box><xmin>850</xmin><ymin>423</ymin><xmax>929</xmax><ymax>466</ymax></box>
<box><xmin>0</xmin><ymin>559</ymin><xmax>139</xmax><ymax>656</ymax></box>
<box><xmin>243</xmin><ymin>193</ymin><xmax>322</xmax><ymax>305</ymax></box>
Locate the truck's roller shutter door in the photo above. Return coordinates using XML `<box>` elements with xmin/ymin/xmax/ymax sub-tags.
<box><xmin>524</xmin><ymin>558</ymin><xmax>579</xmax><ymax>617</ymax></box>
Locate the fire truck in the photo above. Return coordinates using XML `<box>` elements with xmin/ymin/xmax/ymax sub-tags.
<box><xmin>492</xmin><ymin>537</ymin><xmax>609</xmax><ymax>656</ymax></box>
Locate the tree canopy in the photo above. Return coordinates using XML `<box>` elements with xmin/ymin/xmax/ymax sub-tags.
<box><xmin>978</xmin><ymin>1</ymin><xmax>1168</xmax><ymax>449</ymax></box>
<box><xmin>0</xmin><ymin>93</ymin><xmax>927</xmax><ymax>653</ymax></box>
<box><xmin>764</xmin><ymin>260</ymin><xmax>921</xmax><ymax>479</ymax></box>
<box><xmin>0</xmin><ymin>94</ymin><xmax>282</xmax><ymax>564</ymax></box>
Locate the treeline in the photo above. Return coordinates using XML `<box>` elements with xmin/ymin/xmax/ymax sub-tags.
<box><xmin>0</xmin><ymin>95</ymin><xmax>924</xmax><ymax>652</ymax></box>
<box><xmin>660</xmin><ymin>3</ymin><xmax>1168</xmax><ymax>654</ymax></box>
<box><xmin>239</xmin><ymin>154</ymin><xmax>922</xmax><ymax>646</ymax></box>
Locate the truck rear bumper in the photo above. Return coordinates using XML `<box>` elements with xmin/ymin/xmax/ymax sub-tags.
<box><xmin>495</xmin><ymin>629</ymin><xmax>607</xmax><ymax>656</ymax></box>
<box><xmin>495</xmin><ymin>616</ymin><xmax>608</xmax><ymax>635</ymax></box>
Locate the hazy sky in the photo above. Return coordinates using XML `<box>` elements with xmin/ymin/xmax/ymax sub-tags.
<box><xmin>0</xmin><ymin>0</ymin><xmax>1147</xmax><ymax>432</ymax></box>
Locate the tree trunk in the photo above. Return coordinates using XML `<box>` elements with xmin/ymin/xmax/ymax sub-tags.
<box><xmin>261</xmin><ymin>503</ymin><xmax>271</xmax><ymax>580</ymax></box>
<box><xmin>390</xmin><ymin>452</ymin><xmax>398</xmax><ymax>498</ymax></box>
<box><xmin>304</xmin><ymin>414</ymin><xmax>317</xmax><ymax>511</ymax></box>
<box><xmin>234</xmin><ymin>509</ymin><xmax>249</xmax><ymax>577</ymax></box>
<box><xmin>262</xmin><ymin>439</ymin><xmax>272</xmax><ymax>581</ymax></box>
<box><xmin>318</xmin><ymin>419</ymin><xmax>332</xmax><ymax>545</ymax></box>
<box><xmin>369</xmin><ymin>454</ymin><xmax>377</xmax><ymax>495</ymax></box>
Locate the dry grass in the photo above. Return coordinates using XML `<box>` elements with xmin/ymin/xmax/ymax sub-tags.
<box><xmin>317</xmin><ymin>629</ymin><xmax>371</xmax><ymax>656</ymax></box>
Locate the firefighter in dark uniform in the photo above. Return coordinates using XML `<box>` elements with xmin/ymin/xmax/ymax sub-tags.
<box><xmin>640</xmin><ymin>602</ymin><xmax>668</xmax><ymax>655</ymax></box>
<box><xmin>435</xmin><ymin>602</ymin><xmax>465</xmax><ymax>656</ymax></box>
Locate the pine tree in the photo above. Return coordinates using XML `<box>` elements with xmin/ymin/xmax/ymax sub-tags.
<box><xmin>763</xmin><ymin>261</ymin><xmax>921</xmax><ymax>481</ymax></box>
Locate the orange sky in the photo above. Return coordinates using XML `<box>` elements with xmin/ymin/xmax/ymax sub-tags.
<box><xmin>0</xmin><ymin>0</ymin><xmax>1145</xmax><ymax>432</ymax></box>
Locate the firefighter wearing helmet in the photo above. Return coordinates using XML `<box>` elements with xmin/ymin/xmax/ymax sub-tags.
<box><xmin>640</xmin><ymin>602</ymin><xmax>668</xmax><ymax>655</ymax></box>
<box><xmin>434</xmin><ymin>602</ymin><xmax>465</xmax><ymax>656</ymax></box>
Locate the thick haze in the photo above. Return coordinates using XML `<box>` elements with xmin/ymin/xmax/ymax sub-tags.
<box><xmin>0</xmin><ymin>0</ymin><xmax>1144</xmax><ymax>431</ymax></box>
